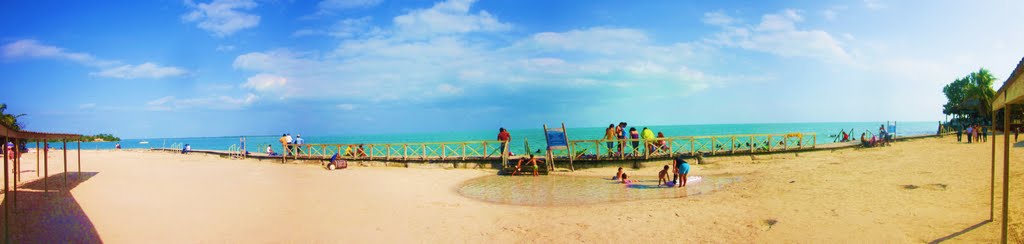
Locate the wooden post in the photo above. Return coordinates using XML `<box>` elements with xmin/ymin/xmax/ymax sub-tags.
<box><xmin>1001</xmin><ymin>103</ymin><xmax>1011</xmax><ymax>243</ymax></box>
<box><xmin>750</xmin><ymin>136</ymin><xmax>754</xmax><ymax>153</ymax></box>
<box><xmin>813</xmin><ymin>134</ymin><xmax>817</xmax><ymax>149</ymax></box>
<box><xmin>689</xmin><ymin>137</ymin><xmax>694</xmax><ymax>156</ymax></box>
<box><xmin>712</xmin><ymin>136</ymin><xmax>720</xmax><ymax>155</ymax></box>
<box><xmin>403</xmin><ymin>144</ymin><xmax>408</xmax><ymax>160</ymax></box>
<box><xmin>3</xmin><ymin>134</ymin><xmax>8</xmax><ymax>244</ymax></box>
<box><xmin>992</xmin><ymin>108</ymin><xmax>997</xmax><ymax>221</ymax></box>
<box><xmin>441</xmin><ymin>143</ymin><xmax>446</xmax><ymax>160</ymax></box>
<box><xmin>63</xmin><ymin>140</ymin><xmax>68</xmax><ymax>189</ymax></box>
<box><xmin>369</xmin><ymin>144</ymin><xmax>374</xmax><ymax>160</ymax></box>
<box><xmin>461</xmin><ymin>143</ymin><xmax>466</xmax><ymax>160</ymax></box>
<box><xmin>44</xmin><ymin>141</ymin><xmax>48</xmax><ymax>192</ymax></box>
<box><xmin>596</xmin><ymin>141</ymin><xmax>601</xmax><ymax>159</ymax></box>
<box><xmin>422</xmin><ymin>143</ymin><xmax>426</xmax><ymax>160</ymax></box>
<box><xmin>78</xmin><ymin>140</ymin><xmax>81</xmax><ymax>175</ymax></box>
<box><xmin>784</xmin><ymin>136</ymin><xmax>789</xmax><ymax>151</ymax></box>
<box><xmin>14</xmin><ymin>138</ymin><xmax>19</xmax><ymax>210</ymax></box>
<box><xmin>36</xmin><ymin>141</ymin><xmax>40</xmax><ymax>177</ymax></box>
<box><xmin>387</xmin><ymin>144</ymin><xmax>392</xmax><ymax>160</ymax></box>
<box><xmin>563</xmin><ymin>123</ymin><xmax>573</xmax><ymax>172</ymax></box>
<box><xmin>768</xmin><ymin>136</ymin><xmax>773</xmax><ymax>152</ymax></box>
<box><xmin>668</xmin><ymin>138</ymin><xmax>674</xmax><ymax>156</ymax></box>
<box><xmin>731</xmin><ymin>136</ymin><xmax>736</xmax><ymax>154</ymax></box>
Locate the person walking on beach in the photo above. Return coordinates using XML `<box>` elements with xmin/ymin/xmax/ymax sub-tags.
<box><xmin>603</xmin><ymin>124</ymin><xmax>617</xmax><ymax>157</ymax></box>
<box><xmin>956</xmin><ymin>125</ymin><xmax>962</xmax><ymax>142</ymax></box>
<box><xmin>497</xmin><ymin>128</ymin><xmax>511</xmax><ymax>156</ymax></box>
<box><xmin>981</xmin><ymin>126</ymin><xmax>988</xmax><ymax>143</ymax></box>
<box><xmin>966</xmin><ymin>126</ymin><xmax>973</xmax><ymax>143</ymax></box>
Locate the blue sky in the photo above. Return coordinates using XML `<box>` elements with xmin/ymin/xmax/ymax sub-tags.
<box><xmin>1</xmin><ymin>0</ymin><xmax>1022</xmax><ymax>138</ymax></box>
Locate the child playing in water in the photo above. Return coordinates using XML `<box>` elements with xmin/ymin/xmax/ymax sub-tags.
<box><xmin>613</xmin><ymin>167</ymin><xmax>624</xmax><ymax>180</ymax></box>
<box><xmin>512</xmin><ymin>155</ymin><xmax>541</xmax><ymax>176</ymax></box>
<box><xmin>620</xmin><ymin>173</ymin><xmax>632</xmax><ymax>184</ymax></box>
<box><xmin>658</xmin><ymin>165</ymin><xmax>670</xmax><ymax>186</ymax></box>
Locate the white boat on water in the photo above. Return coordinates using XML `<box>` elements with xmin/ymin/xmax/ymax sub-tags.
<box><xmin>139</xmin><ymin>141</ymin><xmax>150</xmax><ymax>144</ymax></box>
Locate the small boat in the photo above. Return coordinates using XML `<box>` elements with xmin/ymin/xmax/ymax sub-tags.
<box><xmin>139</xmin><ymin>141</ymin><xmax>150</xmax><ymax>144</ymax></box>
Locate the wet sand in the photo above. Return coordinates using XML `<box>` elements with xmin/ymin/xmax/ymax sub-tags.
<box><xmin>1</xmin><ymin>135</ymin><xmax>1021</xmax><ymax>243</ymax></box>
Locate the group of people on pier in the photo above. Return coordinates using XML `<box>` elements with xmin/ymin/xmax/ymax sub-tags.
<box><xmin>603</xmin><ymin>122</ymin><xmax>668</xmax><ymax>157</ymax></box>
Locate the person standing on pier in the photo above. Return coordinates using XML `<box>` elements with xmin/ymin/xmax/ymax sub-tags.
<box><xmin>641</xmin><ymin>127</ymin><xmax>655</xmax><ymax>153</ymax></box>
<box><xmin>497</xmin><ymin>128</ymin><xmax>511</xmax><ymax>156</ymax></box>
<box><xmin>295</xmin><ymin>134</ymin><xmax>305</xmax><ymax>155</ymax></box>
<box><xmin>278</xmin><ymin>134</ymin><xmax>288</xmax><ymax>155</ymax></box>
<box><xmin>603</xmin><ymin>124</ymin><xmax>616</xmax><ymax>157</ymax></box>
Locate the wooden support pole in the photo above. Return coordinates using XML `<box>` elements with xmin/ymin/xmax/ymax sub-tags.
<box><xmin>44</xmin><ymin>142</ymin><xmax>48</xmax><ymax>192</ymax></box>
<box><xmin>731</xmin><ymin>136</ymin><xmax>736</xmax><ymax>154</ymax></box>
<box><xmin>461</xmin><ymin>143</ymin><xmax>466</xmax><ymax>160</ymax></box>
<box><xmin>13</xmin><ymin>138</ymin><xmax>18</xmax><ymax>210</ymax></box>
<box><xmin>750</xmin><ymin>136</ymin><xmax>754</xmax><ymax>153</ymax></box>
<box><xmin>689</xmin><ymin>138</ymin><xmax>694</xmax><ymax>156</ymax></box>
<box><xmin>422</xmin><ymin>144</ymin><xmax>426</xmax><ymax>160</ymax></box>
<box><xmin>3</xmin><ymin>135</ymin><xmax>9</xmax><ymax>244</ymax></box>
<box><xmin>992</xmin><ymin>108</ymin><xmax>997</xmax><ymax>221</ymax></box>
<box><xmin>78</xmin><ymin>140</ymin><xmax>81</xmax><ymax>175</ymax></box>
<box><xmin>1002</xmin><ymin>103</ymin><xmax>1011</xmax><ymax>244</ymax></box>
<box><xmin>36</xmin><ymin>141</ymin><xmax>39</xmax><ymax>177</ymax></box>
<box><xmin>63</xmin><ymin>140</ymin><xmax>68</xmax><ymax>189</ymax></box>
<box><xmin>441</xmin><ymin>143</ymin><xmax>446</xmax><ymax>160</ymax></box>
<box><xmin>386</xmin><ymin>144</ymin><xmax>392</xmax><ymax>160</ymax></box>
<box><xmin>768</xmin><ymin>136</ymin><xmax>773</xmax><ymax>152</ymax></box>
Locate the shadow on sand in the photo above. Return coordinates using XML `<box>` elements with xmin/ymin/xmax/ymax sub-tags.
<box><xmin>0</xmin><ymin>172</ymin><xmax>102</xmax><ymax>243</ymax></box>
<box><xmin>928</xmin><ymin>219</ymin><xmax>991</xmax><ymax>244</ymax></box>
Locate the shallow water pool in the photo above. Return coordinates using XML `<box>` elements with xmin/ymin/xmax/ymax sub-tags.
<box><xmin>458</xmin><ymin>175</ymin><xmax>740</xmax><ymax>206</ymax></box>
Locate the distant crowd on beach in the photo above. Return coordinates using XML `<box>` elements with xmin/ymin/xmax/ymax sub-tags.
<box><xmin>834</xmin><ymin>124</ymin><xmax>893</xmax><ymax>148</ymax></box>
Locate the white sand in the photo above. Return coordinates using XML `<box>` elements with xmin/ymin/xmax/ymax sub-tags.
<box><xmin>1</xmin><ymin>136</ymin><xmax>1021</xmax><ymax>243</ymax></box>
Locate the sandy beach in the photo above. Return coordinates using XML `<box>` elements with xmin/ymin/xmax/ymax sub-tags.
<box><xmin>1</xmin><ymin>135</ymin><xmax>1021</xmax><ymax>243</ymax></box>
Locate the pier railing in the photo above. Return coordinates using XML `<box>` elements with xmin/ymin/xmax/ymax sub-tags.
<box><xmin>274</xmin><ymin>132</ymin><xmax>815</xmax><ymax>162</ymax></box>
<box><xmin>285</xmin><ymin>140</ymin><xmax>508</xmax><ymax>161</ymax></box>
<box><xmin>563</xmin><ymin>133</ymin><xmax>816</xmax><ymax>160</ymax></box>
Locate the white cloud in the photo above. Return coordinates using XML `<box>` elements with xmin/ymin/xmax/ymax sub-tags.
<box><xmin>702</xmin><ymin>11</ymin><xmax>737</xmax><ymax>26</ymax></box>
<box><xmin>91</xmin><ymin>62</ymin><xmax>188</xmax><ymax>79</ymax></box>
<box><xmin>242</xmin><ymin>73</ymin><xmax>288</xmax><ymax>92</ymax></box>
<box><xmin>292</xmin><ymin>17</ymin><xmax>374</xmax><ymax>38</ymax></box>
<box><xmin>864</xmin><ymin>0</ymin><xmax>887</xmax><ymax>10</ymax></box>
<box><xmin>1</xmin><ymin>39</ymin><xmax>109</xmax><ymax>66</ymax></box>
<box><xmin>704</xmin><ymin>9</ymin><xmax>851</xmax><ymax>63</ymax></box>
<box><xmin>318</xmin><ymin>0</ymin><xmax>382</xmax><ymax>10</ymax></box>
<box><xmin>1</xmin><ymin>39</ymin><xmax>188</xmax><ymax>79</ymax></box>
<box><xmin>336</xmin><ymin>103</ymin><xmax>357</xmax><ymax>110</ymax></box>
<box><xmin>392</xmin><ymin>0</ymin><xmax>511</xmax><ymax>38</ymax></box>
<box><xmin>182</xmin><ymin>0</ymin><xmax>260</xmax><ymax>37</ymax></box>
<box><xmin>146</xmin><ymin>93</ymin><xmax>257</xmax><ymax>111</ymax></box>
<box><xmin>78</xmin><ymin>103</ymin><xmax>96</xmax><ymax>109</ymax></box>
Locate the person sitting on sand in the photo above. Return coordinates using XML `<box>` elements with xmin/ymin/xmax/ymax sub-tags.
<box><xmin>620</xmin><ymin>173</ymin><xmax>632</xmax><ymax>184</ymax></box>
<box><xmin>327</xmin><ymin>153</ymin><xmax>347</xmax><ymax>170</ymax></box>
<box><xmin>676</xmin><ymin>156</ymin><xmax>691</xmax><ymax>187</ymax></box>
<box><xmin>658</xmin><ymin>165</ymin><xmax>670</xmax><ymax>186</ymax></box>
<box><xmin>613</xmin><ymin>167</ymin><xmax>624</xmax><ymax>180</ymax></box>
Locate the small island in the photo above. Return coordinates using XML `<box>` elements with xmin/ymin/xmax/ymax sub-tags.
<box><xmin>81</xmin><ymin>133</ymin><xmax>121</xmax><ymax>142</ymax></box>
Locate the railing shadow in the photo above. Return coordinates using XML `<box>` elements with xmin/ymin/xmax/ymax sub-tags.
<box><xmin>0</xmin><ymin>172</ymin><xmax>102</xmax><ymax>243</ymax></box>
<box><xmin>928</xmin><ymin>220</ymin><xmax>991</xmax><ymax>244</ymax></box>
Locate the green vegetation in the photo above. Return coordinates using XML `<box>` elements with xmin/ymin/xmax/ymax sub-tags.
<box><xmin>0</xmin><ymin>103</ymin><xmax>26</xmax><ymax>131</ymax></box>
<box><xmin>942</xmin><ymin>68</ymin><xmax>997</xmax><ymax>126</ymax></box>
<box><xmin>81</xmin><ymin>133</ymin><xmax>121</xmax><ymax>142</ymax></box>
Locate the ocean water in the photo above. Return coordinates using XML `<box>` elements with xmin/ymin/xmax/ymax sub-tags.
<box><xmin>76</xmin><ymin>121</ymin><xmax>939</xmax><ymax>155</ymax></box>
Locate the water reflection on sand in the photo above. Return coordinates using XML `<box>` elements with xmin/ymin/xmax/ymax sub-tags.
<box><xmin>458</xmin><ymin>174</ymin><xmax>740</xmax><ymax>206</ymax></box>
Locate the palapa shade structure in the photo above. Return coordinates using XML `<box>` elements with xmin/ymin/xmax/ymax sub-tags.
<box><xmin>991</xmin><ymin>56</ymin><xmax>1024</xmax><ymax>244</ymax></box>
<box><xmin>1</xmin><ymin>123</ymin><xmax>82</xmax><ymax>243</ymax></box>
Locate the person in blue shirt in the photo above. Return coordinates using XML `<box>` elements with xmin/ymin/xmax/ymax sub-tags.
<box><xmin>295</xmin><ymin>134</ymin><xmax>305</xmax><ymax>155</ymax></box>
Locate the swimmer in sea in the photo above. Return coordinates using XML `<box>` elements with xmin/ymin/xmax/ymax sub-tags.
<box><xmin>658</xmin><ymin>165</ymin><xmax>670</xmax><ymax>186</ymax></box>
<box><xmin>613</xmin><ymin>167</ymin><xmax>624</xmax><ymax>180</ymax></box>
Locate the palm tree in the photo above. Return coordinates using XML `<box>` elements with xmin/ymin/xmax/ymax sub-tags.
<box><xmin>966</xmin><ymin>68</ymin><xmax>997</xmax><ymax>121</ymax></box>
<box><xmin>0</xmin><ymin>103</ymin><xmax>26</xmax><ymax>131</ymax></box>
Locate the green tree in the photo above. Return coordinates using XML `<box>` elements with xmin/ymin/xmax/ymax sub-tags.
<box><xmin>0</xmin><ymin>103</ymin><xmax>26</xmax><ymax>131</ymax></box>
<box><xmin>942</xmin><ymin>77</ymin><xmax>971</xmax><ymax>124</ymax></box>
<box><xmin>966</xmin><ymin>68</ymin><xmax>997</xmax><ymax>120</ymax></box>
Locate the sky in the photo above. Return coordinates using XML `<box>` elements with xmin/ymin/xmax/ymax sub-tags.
<box><xmin>1</xmin><ymin>0</ymin><xmax>1022</xmax><ymax>139</ymax></box>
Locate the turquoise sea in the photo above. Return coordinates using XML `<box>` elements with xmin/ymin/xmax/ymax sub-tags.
<box><xmin>76</xmin><ymin>121</ymin><xmax>939</xmax><ymax>155</ymax></box>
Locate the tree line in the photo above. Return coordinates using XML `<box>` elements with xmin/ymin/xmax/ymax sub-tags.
<box><xmin>942</xmin><ymin>68</ymin><xmax>997</xmax><ymax>126</ymax></box>
<box><xmin>1</xmin><ymin>103</ymin><xmax>120</xmax><ymax>141</ymax></box>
